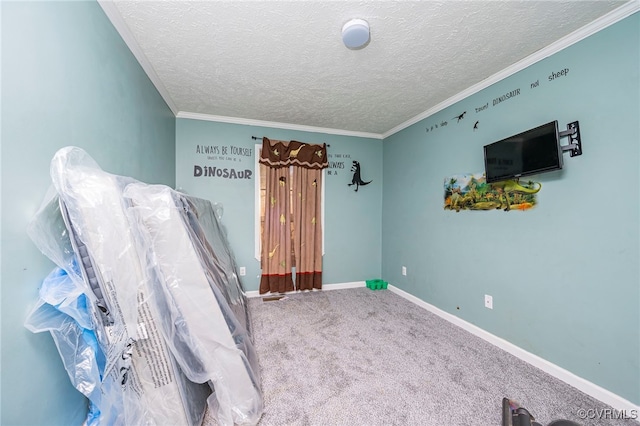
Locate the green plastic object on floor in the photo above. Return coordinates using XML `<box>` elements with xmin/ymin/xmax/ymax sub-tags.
<box><xmin>365</xmin><ymin>279</ymin><xmax>388</xmax><ymax>290</ymax></box>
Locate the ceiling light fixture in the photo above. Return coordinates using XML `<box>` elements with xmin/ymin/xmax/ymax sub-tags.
<box><xmin>342</xmin><ymin>19</ymin><xmax>370</xmax><ymax>49</ymax></box>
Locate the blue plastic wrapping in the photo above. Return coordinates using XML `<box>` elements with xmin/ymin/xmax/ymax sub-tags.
<box><xmin>24</xmin><ymin>267</ymin><xmax>104</xmax><ymax>424</ymax></box>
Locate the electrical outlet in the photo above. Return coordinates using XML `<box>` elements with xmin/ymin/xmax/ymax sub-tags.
<box><xmin>239</xmin><ymin>267</ymin><xmax>246</xmax><ymax>276</ymax></box>
<box><xmin>484</xmin><ymin>294</ymin><xmax>493</xmax><ymax>310</ymax></box>
<box><xmin>402</xmin><ymin>266</ymin><xmax>407</xmax><ymax>276</ymax></box>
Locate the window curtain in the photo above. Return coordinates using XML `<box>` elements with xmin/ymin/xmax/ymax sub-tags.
<box><xmin>259</xmin><ymin>165</ymin><xmax>293</xmax><ymax>294</ymax></box>
<box><xmin>259</xmin><ymin>138</ymin><xmax>327</xmax><ymax>294</ymax></box>
<box><xmin>292</xmin><ymin>166</ymin><xmax>323</xmax><ymax>291</ymax></box>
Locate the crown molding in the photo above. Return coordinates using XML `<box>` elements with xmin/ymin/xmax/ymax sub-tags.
<box><xmin>98</xmin><ymin>0</ymin><xmax>178</xmax><ymax>116</ymax></box>
<box><xmin>176</xmin><ymin>112</ymin><xmax>384</xmax><ymax>140</ymax></box>
<box><xmin>382</xmin><ymin>0</ymin><xmax>640</xmax><ymax>139</ymax></box>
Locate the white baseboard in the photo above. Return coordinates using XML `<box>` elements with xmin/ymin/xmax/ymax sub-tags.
<box><xmin>245</xmin><ymin>281</ymin><xmax>366</xmax><ymax>299</ymax></box>
<box><xmin>387</xmin><ymin>284</ymin><xmax>640</xmax><ymax>414</ymax></box>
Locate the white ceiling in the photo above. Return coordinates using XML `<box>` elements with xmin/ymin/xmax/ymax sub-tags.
<box><xmin>100</xmin><ymin>1</ymin><xmax>632</xmax><ymax>138</ymax></box>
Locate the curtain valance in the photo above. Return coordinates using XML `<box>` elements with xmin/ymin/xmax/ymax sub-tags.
<box><xmin>259</xmin><ymin>137</ymin><xmax>328</xmax><ymax>170</ymax></box>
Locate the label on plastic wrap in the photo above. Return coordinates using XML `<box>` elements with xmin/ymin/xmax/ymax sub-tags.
<box><xmin>127</xmin><ymin>361</ymin><xmax>143</xmax><ymax>398</ymax></box>
<box><xmin>104</xmin><ymin>325</ymin><xmax>114</xmax><ymax>344</ymax></box>
<box><xmin>102</xmin><ymin>321</ymin><xmax>129</xmax><ymax>376</ymax></box>
<box><xmin>137</xmin><ymin>322</ymin><xmax>149</xmax><ymax>340</ymax></box>
<box><xmin>135</xmin><ymin>295</ymin><xmax>174</xmax><ymax>389</ymax></box>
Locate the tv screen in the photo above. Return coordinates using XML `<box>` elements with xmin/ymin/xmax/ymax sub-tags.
<box><xmin>483</xmin><ymin>120</ymin><xmax>562</xmax><ymax>183</ymax></box>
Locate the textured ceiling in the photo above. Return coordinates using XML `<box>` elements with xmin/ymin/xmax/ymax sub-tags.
<box><xmin>104</xmin><ymin>0</ymin><xmax>629</xmax><ymax>136</ymax></box>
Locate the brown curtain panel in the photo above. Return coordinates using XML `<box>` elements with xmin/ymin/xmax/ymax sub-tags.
<box><xmin>259</xmin><ymin>138</ymin><xmax>327</xmax><ymax>294</ymax></box>
<box><xmin>292</xmin><ymin>166</ymin><xmax>323</xmax><ymax>290</ymax></box>
<box><xmin>259</xmin><ymin>164</ymin><xmax>294</xmax><ymax>294</ymax></box>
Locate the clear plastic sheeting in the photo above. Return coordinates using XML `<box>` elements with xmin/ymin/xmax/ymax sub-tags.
<box><xmin>26</xmin><ymin>146</ymin><xmax>261</xmax><ymax>425</ymax></box>
<box><xmin>49</xmin><ymin>147</ymin><xmax>140</xmax><ymax>360</ymax></box>
<box><xmin>125</xmin><ymin>184</ymin><xmax>262</xmax><ymax>426</ymax></box>
<box><xmin>26</xmin><ymin>186</ymin><xmax>80</xmax><ymax>279</ymax></box>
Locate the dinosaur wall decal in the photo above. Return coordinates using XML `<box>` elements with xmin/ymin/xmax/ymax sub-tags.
<box><xmin>348</xmin><ymin>161</ymin><xmax>372</xmax><ymax>192</ymax></box>
<box><xmin>453</xmin><ymin>111</ymin><xmax>467</xmax><ymax>122</ymax></box>
<box><xmin>490</xmin><ymin>180</ymin><xmax>541</xmax><ymax>211</ymax></box>
<box><xmin>444</xmin><ymin>173</ymin><xmax>541</xmax><ymax>212</ymax></box>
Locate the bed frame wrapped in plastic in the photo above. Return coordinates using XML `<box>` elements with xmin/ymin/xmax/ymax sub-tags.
<box><xmin>26</xmin><ymin>147</ymin><xmax>262</xmax><ymax>425</ymax></box>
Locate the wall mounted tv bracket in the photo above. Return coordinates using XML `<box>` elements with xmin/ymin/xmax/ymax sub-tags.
<box><xmin>559</xmin><ymin>121</ymin><xmax>582</xmax><ymax>157</ymax></box>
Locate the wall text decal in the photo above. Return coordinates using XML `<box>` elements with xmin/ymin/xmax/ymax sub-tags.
<box><xmin>195</xmin><ymin>144</ymin><xmax>253</xmax><ymax>161</ymax></box>
<box><xmin>492</xmin><ymin>87</ymin><xmax>521</xmax><ymax>107</ymax></box>
<box><xmin>327</xmin><ymin>152</ymin><xmax>351</xmax><ymax>176</ymax></box>
<box><xmin>424</xmin><ymin>64</ymin><xmax>572</xmax><ymax>134</ymax></box>
<box><xmin>193</xmin><ymin>165</ymin><xmax>252</xmax><ymax>179</ymax></box>
<box><xmin>474</xmin><ymin>102</ymin><xmax>489</xmax><ymax>113</ymax></box>
<box><xmin>425</xmin><ymin>120</ymin><xmax>449</xmax><ymax>133</ymax></box>
<box><xmin>193</xmin><ymin>143</ymin><xmax>253</xmax><ymax>179</ymax></box>
<box><xmin>548</xmin><ymin>68</ymin><xmax>569</xmax><ymax>81</ymax></box>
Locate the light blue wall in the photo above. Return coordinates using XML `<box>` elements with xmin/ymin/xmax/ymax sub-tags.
<box><xmin>1</xmin><ymin>2</ymin><xmax>175</xmax><ymax>425</ymax></box>
<box><xmin>382</xmin><ymin>13</ymin><xmax>639</xmax><ymax>405</ymax></box>
<box><xmin>176</xmin><ymin>119</ymin><xmax>383</xmax><ymax>292</ymax></box>
<box><xmin>2</xmin><ymin>2</ymin><xmax>636</xmax><ymax>422</ymax></box>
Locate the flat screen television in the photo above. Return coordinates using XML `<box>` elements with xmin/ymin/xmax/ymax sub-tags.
<box><xmin>483</xmin><ymin>120</ymin><xmax>562</xmax><ymax>183</ymax></box>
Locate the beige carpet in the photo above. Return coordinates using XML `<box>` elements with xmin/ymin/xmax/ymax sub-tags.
<box><xmin>203</xmin><ymin>288</ymin><xmax>637</xmax><ymax>426</ymax></box>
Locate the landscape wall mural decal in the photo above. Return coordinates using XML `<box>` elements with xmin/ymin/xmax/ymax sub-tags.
<box><xmin>444</xmin><ymin>172</ymin><xmax>541</xmax><ymax>212</ymax></box>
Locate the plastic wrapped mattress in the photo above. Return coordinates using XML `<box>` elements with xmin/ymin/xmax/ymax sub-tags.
<box><xmin>25</xmin><ymin>147</ymin><xmax>249</xmax><ymax>425</ymax></box>
<box><xmin>124</xmin><ymin>183</ymin><xmax>262</xmax><ymax>426</ymax></box>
